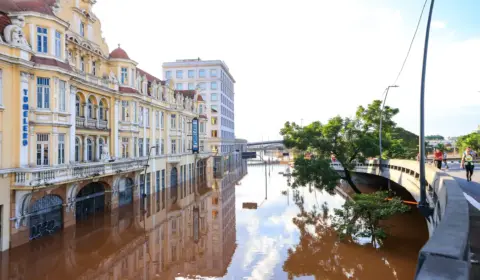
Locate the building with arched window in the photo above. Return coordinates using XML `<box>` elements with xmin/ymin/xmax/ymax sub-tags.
<box><xmin>0</xmin><ymin>0</ymin><xmax>212</xmax><ymax>251</ymax></box>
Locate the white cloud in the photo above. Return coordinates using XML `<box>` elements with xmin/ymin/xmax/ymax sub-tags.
<box><xmin>432</xmin><ymin>20</ymin><xmax>447</xmax><ymax>29</ymax></box>
<box><xmin>93</xmin><ymin>0</ymin><xmax>479</xmax><ymax>141</ymax></box>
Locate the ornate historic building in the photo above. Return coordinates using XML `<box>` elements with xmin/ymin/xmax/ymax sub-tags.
<box><xmin>0</xmin><ymin>0</ymin><xmax>210</xmax><ymax>251</ymax></box>
<box><xmin>0</xmin><ymin>165</ymin><xmax>247</xmax><ymax>279</ymax></box>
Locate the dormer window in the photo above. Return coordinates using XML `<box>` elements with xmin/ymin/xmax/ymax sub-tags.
<box><xmin>121</xmin><ymin>68</ymin><xmax>128</xmax><ymax>85</ymax></box>
<box><xmin>37</xmin><ymin>27</ymin><xmax>48</xmax><ymax>53</ymax></box>
<box><xmin>80</xmin><ymin>22</ymin><xmax>85</xmax><ymax>37</ymax></box>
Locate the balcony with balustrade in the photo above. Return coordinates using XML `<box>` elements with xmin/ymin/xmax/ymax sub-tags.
<box><xmin>13</xmin><ymin>158</ymin><xmax>147</xmax><ymax>188</ymax></box>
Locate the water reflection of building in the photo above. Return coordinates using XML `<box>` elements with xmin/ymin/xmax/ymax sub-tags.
<box><xmin>1</xmin><ymin>163</ymin><xmax>247</xmax><ymax>280</ymax></box>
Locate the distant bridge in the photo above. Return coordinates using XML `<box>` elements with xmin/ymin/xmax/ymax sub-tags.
<box><xmin>246</xmin><ymin>140</ymin><xmax>285</xmax><ymax>151</ymax></box>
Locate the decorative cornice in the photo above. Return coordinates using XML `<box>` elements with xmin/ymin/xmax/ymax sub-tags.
<box><xmin>8</xmin><ymin>11</ymin><xmax>69</xmax><ymax>28</ymax></box>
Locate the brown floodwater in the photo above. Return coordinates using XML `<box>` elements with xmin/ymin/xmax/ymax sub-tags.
<box><xmin>0</xmin><ymin>164</ymin><xmax>428</xmax><ymax>279</ymax></box>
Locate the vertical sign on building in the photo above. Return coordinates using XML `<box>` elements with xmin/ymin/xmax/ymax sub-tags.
<box><xmin>22</xmin><ymin>89</ymin><xmax>28</xmax><ymax>146</ymax></box>
<box><xmin>193</xmin><ymin>206</ymin><xmax>199</xmax><ymax>243</ymax></box>
<box><xmin>192</xmin><ymin>117</ymin><xmax>199</xmax><ymax>153</ymax></box>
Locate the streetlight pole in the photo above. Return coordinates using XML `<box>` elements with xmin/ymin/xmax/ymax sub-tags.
<box><xmin>419</xmin><ymin>0</ymin><xmax>435</xmax><ymax>217</ymax></box>
<box><xmin>379</xmin><ymin>85</ymin><xmax>399</xmax><ymax>162</ymax></box>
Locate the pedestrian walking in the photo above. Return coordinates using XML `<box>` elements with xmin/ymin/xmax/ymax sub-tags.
<box><xmin>461</xmin><ymin>147</ymin><xmax>476</xmax><ymax>182</ymax></box>
<box><xmin>443</xmin><ymin>151</ymin><xmax>449</xmax><ymax>169</ymax></box>
<box><xmin>433</xmin><ymin>148</ymin><xmax>443</xmax><ymax>169</ymax></box>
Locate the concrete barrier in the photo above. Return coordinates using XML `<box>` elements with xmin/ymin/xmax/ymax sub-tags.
<box><xmin>331</xmin><ymin>160</ymin><xmax>471</xmax><ymax>279</ymax></box>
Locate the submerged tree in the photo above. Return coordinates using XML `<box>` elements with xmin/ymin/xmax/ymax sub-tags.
<box><xmin>331</xmin><ymin>191</ymin><xmax>409</xmax><ymax>247</ymax></box>
<box><xmin>280</xmin><ymin>100</ymin><xmax>412</xmax><ymax>245</ymax></box>
<box><xmin>281</xmin><ymin>100</ymin><xmax>396</xmax><ymax>194</ymax></box>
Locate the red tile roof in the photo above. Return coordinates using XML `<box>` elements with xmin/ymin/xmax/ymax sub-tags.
<box><xmin>174</xmin><ymin>90</ymin><xmax>204</xmax><ymax>101</ymax></box>
<box><xmin>137</xmin><ymin>68</ymin><xmax>163</xmax><ymax>83</ymax></box>
<box><xmin>0</xmin><ymin>0</ymin><xmax>57</xmax><ymax>16</ymax></box>
<box><xmin>119</xmin><ymin>87</ymin><xmax>139</xmax><ymax>94</ymax></box>
<box><xmin>31</xmin><ymin>56</ymin><xmax>72</xmax><ymax>71</ymax></box>
<box><xmin>109</xmin><ymin>46</ymin><xmax>130</xmax><ymax>60</ymax></box>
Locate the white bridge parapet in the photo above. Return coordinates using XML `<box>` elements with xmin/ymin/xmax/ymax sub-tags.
<box><xmin>329</xmin><ymin>159</ymin><xmax>471</xmax><ymax>279</ymax></box>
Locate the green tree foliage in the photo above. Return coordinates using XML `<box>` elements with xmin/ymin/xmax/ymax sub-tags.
<box><xmin>331</xmin><ymin>191</ymin><xmax>410</xmax><ymax>247</ymax></box>
<box><xmin>281</xmin><ymin>100</ymin><xmax>403</xmax><ymax>194</ymax></box>
<box><xmin>425</xmin><ymin>135</ymin><xmax>445</xmax><ymax>140</ymax></box>
<box><xmin>456</xmin><ymin>132</ymin><xmax>480</xmax><ymax>153</ymax></box>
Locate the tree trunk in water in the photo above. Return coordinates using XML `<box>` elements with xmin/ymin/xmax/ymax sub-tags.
<box><xmin>343</xmin><ymin>169</ymin><xmax>362</xmax><ymax>194</ymax></box>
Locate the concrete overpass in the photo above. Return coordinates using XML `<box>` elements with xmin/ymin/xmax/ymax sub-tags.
<box><xmin>246</xmin><ymin>140</ymin><xmax>285</xmax><ymax>151</ymax></box>
<box><xmin>330</xmin><ymin>159</ymin><xmax>472</xmax><ymax>279</ymax></box>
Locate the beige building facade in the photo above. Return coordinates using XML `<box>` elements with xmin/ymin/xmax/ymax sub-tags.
<box><xmin>0</xmin><ymin>0</ymin><xmax>210</xmax><ymax>251</ymax></box>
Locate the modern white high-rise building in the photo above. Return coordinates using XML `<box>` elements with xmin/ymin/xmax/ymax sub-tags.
<box><xmin>162</xmin><ymin>59</ymin><xmax>236</xmax><ymax>155</ymax></box>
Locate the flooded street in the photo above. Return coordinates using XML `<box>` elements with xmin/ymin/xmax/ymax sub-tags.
<box><xmin>0</xmin><ymin>164</ymin><xmax>428</xmax><ymax>280</ymax></box>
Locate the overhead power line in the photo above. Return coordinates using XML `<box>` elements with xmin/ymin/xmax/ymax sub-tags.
<box><xmin>392</xmin><ymin>0</ymin><xmax>429</xmax><ymax>85</ymax></box>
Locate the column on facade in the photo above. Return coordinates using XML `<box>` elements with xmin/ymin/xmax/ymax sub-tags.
<box><xmin>166</xmin><ymin>113</ymin><xmax>171</xmax><ymax>154</ymax></box>
<box><xmin>52</xmin><ymin>131</ymin><xmax>58</xmax><ymax>165</ymax></box>
<box><xmin>95</xmin><ymin>135</ymin><xmax>100</xmax><ymax>161</ymax></box>
<box><xmin>83</xmin><ymin>135</ymin><xmax>88</xmax><ymax>162</ymax></box>
<box><xmin>95</xmin><ymin>104</ymin><xmax>100</xmax><ymax>128</ymax></box>
<box><xmin>142</xmin><ymin>107</ymin><xmax>147</xmax><ymax>157</ymax></box>
<box><xmin>114</xmin><ymin>99</ymin><xmax>120</xmax><ymax>157</ymax></box>
<box><xmin>29</xmin><ymin>126</ymin><xmax>35</xmax><ymax>166</ymax></box>
<box><xmin>151</xmin><ymin>110</ymin><xmax>156</xmax><ymax>153</ymax></box>
<box><xmin>128</xmin><ymin>136</ymin><xmax>134</xmax><ymax>159</ymax></box>
<box><xmin>69</xmin><ymin>85</ymin><xmax>76</xmax><ymax>163</ymax></box>
<box><xmin>105</xmin><ymin>108</ymin><xmax>109</xmax><ymax>129</ymax></box>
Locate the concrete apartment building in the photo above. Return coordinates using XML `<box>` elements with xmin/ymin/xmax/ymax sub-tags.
<box><xmin>162</xmin><ymin>59</ymin><xmax>236</xmax><ymax>155</ymax></box>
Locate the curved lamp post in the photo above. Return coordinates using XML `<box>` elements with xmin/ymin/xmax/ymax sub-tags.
<box><xmin>418</xmin><ymin>0</ymin><xmax>435</xmax><ymax>217</ymax></box>
<box><xmin>379</xmin><ymin>85</ymin><xmax>399</xmax><ymax>163</ymax></box>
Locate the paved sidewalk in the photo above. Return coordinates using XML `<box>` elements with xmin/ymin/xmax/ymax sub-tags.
<box><xmin>445</xmin><ymin>168</ymin><xmax>480</xmax><ymax>279</ymax></box>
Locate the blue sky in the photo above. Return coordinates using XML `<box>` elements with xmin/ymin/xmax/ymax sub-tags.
<box><xmin>94</xmin><ymin>0</ymin><xmax>480</xmax><ymax>142</ymax></box>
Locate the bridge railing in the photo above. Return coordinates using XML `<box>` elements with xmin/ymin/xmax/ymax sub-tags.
<box><xmin>330</xmin><ymin>160</ymin><xmax>470</xmax><ymax>279</ymax></box>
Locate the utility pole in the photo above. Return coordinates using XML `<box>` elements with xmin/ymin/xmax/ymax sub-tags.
<box><xmin>379</xmin><ymin>85</ymin><xmax>399</xmax><ymax>167</ymax></box>
<box><xmin>418</xmin><ymin>0</ymin><xmax>435</xmax><ymax>217</ymax></box>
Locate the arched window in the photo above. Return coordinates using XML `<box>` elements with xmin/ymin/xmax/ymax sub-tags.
<box><xmin>99</xmin><ymin>138</ymin><xmax>104</xmax><ymax>158</ymax></box>
<box><xmin>76</xmin><ymin>95</ymin><xmax>80</xmax><ymax>117</ymax></box>
<box><xmin>87</xmin><ymin>138</ymin><xmax>93</xmax><ymax>161</ymax></box>
<box><xmin>75</xmin><ymin>137</ymin><xmax>80</xmax><ymax>162</ymax></box>
<box><xmin>99</xmin><ymin>100</ymin><xmax>105</xmax><ymax>120</ymax></box>
<box><xmin>87</xmin><ymin>98</ymin><xmax>94</xmax><ymax>119</ymax></box>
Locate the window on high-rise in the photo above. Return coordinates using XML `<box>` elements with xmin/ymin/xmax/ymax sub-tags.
<box><xmin>211</xmin><ymin>82</ymin><xmax>217</xmax><ymax>90</ymax></box>
<box><xmin>170</xmin><ymin>114</ymin><xmax>176</xmax><ymax>129</ymax></box>
<box><xmin>211</xmin><ymin>117</ymin><xmax>217</xmax><ymax>125</ymax></box>
<box><xmin>165</xmin><ymin>71</ymin><xmax>172</xmax><ymax>79</ymax></box>
<box><xmin>176</xmin><ymin>83</ymin><xmax>183</xmax><ymax>90</ymax></box>
<box><xmin>188</xmin><ymin>83</ymin><xmax>194</xmax><ymax>90</ymax></box>
<box><xmin>176</xmin><ymin>70</ymin><xmax>183</xmax><ymax>79</ymax></box>
<box><xmin>188</xmin><ymin>70</ymin><xmax>194</xmax><ymax>78</ymax></box>
<box><xmin>199</xmin><ymin>69</ymin><xmax>206</xmax><ymax>78</ymax></box>
<box><xmin>211</xmin><ymin>93</ymin><xmax>218</xmax><ymax>101</ymax></box>
<box><xmin>211</xmin><ymin>130</ymin><xmax>218</xmax><ymax>138</ymax></box>
<box><xmin>211</xmin><ymin>105</ymin><xmax>218</xmax><ymax>113</ymax></box>
<box><xmin>210</xmin><ymin>69</ymin><xmax>217</xmax><ymax>77</ymax></box>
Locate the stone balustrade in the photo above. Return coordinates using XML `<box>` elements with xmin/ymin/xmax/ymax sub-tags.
<box><xmin>13</xmin><ymin>159</ymin><xmax>147</xmax><ymax>188</ymax></box>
